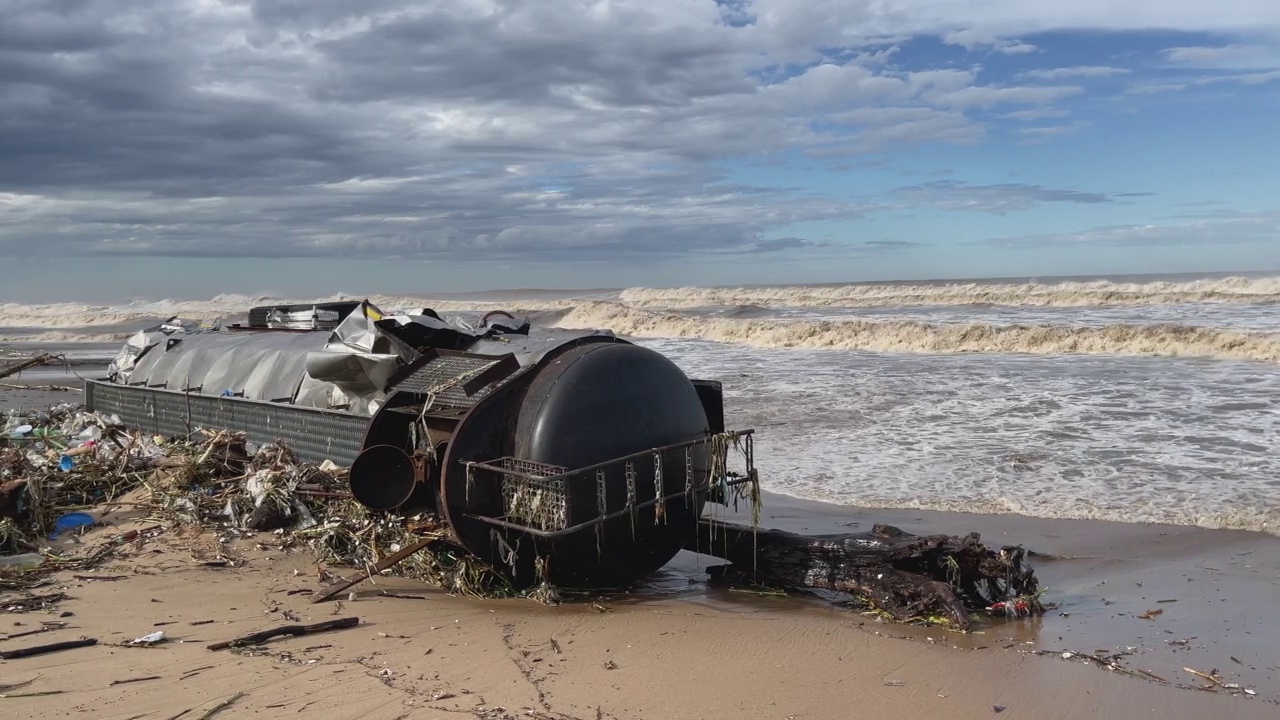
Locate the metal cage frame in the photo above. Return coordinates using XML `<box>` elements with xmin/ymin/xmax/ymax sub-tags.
<box><xmin>462</xmin><ymin>429</ymin><xmax>756</xmax><ymax>539</ymax></box>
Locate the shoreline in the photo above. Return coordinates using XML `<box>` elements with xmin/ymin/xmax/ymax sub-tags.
<box><xmin>676</xmin><ymin>492</ymin><xmax>1280</xmax><ymax>692</ymax></box>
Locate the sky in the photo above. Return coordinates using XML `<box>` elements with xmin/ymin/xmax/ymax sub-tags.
<box><xmin>2</xmin><ymin>0</ymin><xmax>1280</xmax><ymax>302</ymax></box>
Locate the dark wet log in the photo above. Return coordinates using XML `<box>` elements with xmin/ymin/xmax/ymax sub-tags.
<box><xmin>0</xmin><ymin>637</ymin><xmax>98</xmax><ymax>659</ymax></box>
<box><xmin>207</xmin><ymin>617</ymin><xmax>360</xmax><ymax>651</ymax></box>
<box><xmin>688</xmin><ymin>519</ymin><xmax>1043</xmax><ymax>631</ymax></box>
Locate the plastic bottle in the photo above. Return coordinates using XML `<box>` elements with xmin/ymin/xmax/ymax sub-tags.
<box><xmin>0</xmin><ymin>553</ymin><xmax>43</xmax><ymax>569</ymax></box>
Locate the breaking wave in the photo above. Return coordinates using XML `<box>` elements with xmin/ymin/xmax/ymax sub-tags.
<box><xmin>553</xmin><ymin>301</ymin><xmax>1280</xmax><ymax>362</ymax></box>
<box><xmin>0</xmin><ymin>294</ymin><xmax>577</xmax><ymax>332</ymax></box>
<box><xmin>619</xmin><ymin>275</ymin><xmax>1280</xmax><ymax>309</ymax></box>
<box><xmin>0</xmin><ymin>331</ymin><xmax>136</xmax><ymax>344</ymax></box>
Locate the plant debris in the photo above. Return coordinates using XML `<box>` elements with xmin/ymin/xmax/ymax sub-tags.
<box><xmin>1</xmin><ymin>404</ymin><xmax>541</xmax><ymax>602</ymax></box>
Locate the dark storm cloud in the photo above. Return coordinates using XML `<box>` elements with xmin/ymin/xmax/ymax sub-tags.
<box><xmin>1</xmin><ymin>1</ymin><xmax>1131</xmax><ymax>262</ymax></box>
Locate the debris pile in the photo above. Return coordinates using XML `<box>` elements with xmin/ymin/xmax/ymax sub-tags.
<box><xmin>1</xmin><ymin>403</ymin><xmax>517</xmax><ymax>598</ymax></box>
<box><xmin>4</xmin><ymin>402</ymin><xmax>1045</xmax><ymax>626</ymax></box>
<box><xmin>694</xmin><ymin>519</ymin><xmax>1047</xmax><ymax>630</ymax></box>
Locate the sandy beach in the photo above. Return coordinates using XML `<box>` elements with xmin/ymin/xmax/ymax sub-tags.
<box><xmin>4</xmin><ymin>341</ymin><xmax>1279</xmax><ymax>719</ymax></box>
<box><xmin>1</xmin><ymin>494</ymin><xmax>1277</xmax><ymax>720</ymax></box>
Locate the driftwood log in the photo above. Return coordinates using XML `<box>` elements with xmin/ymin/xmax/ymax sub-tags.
<box><xmin>0</xmin><ymin>638</ymin><xmax>98</xmax><ymax>660</ymax></box>
<box><xmin>207</xmin><ymin>617</ymin><xmax>360</xmax><ymax>651</ymax></box>
<box><xmin>0</xmin><ymin>353</ymin><xmax>59</xmax><ymax>381</ymax></box>
<box><xmin>689</xmin><ymin>519</ymin><xmax>1043</xmax><ymax>631</ymax></box>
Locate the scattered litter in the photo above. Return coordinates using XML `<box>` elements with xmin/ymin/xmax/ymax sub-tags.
<box><xmin>1183</xmin><ymin>667</ymin><xmax>1221</xmax><ymax>685</ymax></box>
<box><xmin>0</xmin><ymin>554</ymin><xmax>43</xmax><ymax>570</ymax></box>
<box><xmin>1138</xmin><ymin>608</ymin><xmax>1163</xmax><ymax>620</ymax></box>
<box><xmin>1</xmin><ymin>592</ymin><xmax>68</xmax><ymax>614</ymax></box>
<box><xmin>126</xmin><ymin>631</ymin><xmax>166</xmax><ymax>646</ymax></box>
<box><xmin>2</xmin><ymin>404</ymin><xmax>523</xmax><ymax>602</ymax></box>
<box><xmin>1136</xmin><ymin>669</ymin><xmax>1169</xmax><ymax>683</ymax></box>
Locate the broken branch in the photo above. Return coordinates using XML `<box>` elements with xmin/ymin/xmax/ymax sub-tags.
<box><xmin>0</xmin><ymin>354</ymin><xmax>61</xmax><ymax>381</ymax></box>
<box><xmin>207</xmin><ymin>617</ymin><xmax>359</xmax><ymax>651</ymax></box>
<box><xmin>310</xmin><ymin>536</ymin><xmax>438</xmax><ymax>603</ymax></box>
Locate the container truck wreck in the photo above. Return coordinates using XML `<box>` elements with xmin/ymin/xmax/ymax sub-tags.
<box><xmin>84</xmin><ymin>300</ymin><xmax>1044</xmax><ymax>629</ymax></box>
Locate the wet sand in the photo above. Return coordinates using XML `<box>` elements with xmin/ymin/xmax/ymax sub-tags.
<box><xmin>695</xmin><ymin>494</ymin><xmax>1280</xmax><ymax>699</ymax></box>
<box><xmin>0</xmin><ymin>507</ymin><xmax>1274</xmax><ymax>719</ymax></box>
<box><xmin>3</xmin><ymin>375</ymin><xmax>1279</xmax><ymax>718</ymax></box>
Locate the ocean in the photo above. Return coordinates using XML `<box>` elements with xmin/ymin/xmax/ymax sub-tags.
<box><xmin>3</xmin><ymin>272</ymin><xmax>1278</xmax><ymax>536</ymax></box>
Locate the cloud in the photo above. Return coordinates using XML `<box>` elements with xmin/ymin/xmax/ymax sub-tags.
<box><xmin>1017</xmin><ymin>121</ymin><xmax>1091</xmax><ymax>145</ymax></box>
<box><xmin>748</xmin><ymin>237</ymin><xmax>826</xmax><ymax>253</ymax></box>
<box><xmin>1124</xmin><ymin>82</ymin><xmax>1190</xmax><ymax>95</ymax></box>
<box><xmin>1018</xmin><ymin>66</ymin><xmax>1131</xmax><ymax>80</ymax></box>
<box><xmin>0</xmin><ymin>1</ymin><xmax>1276</xmax><ymax>268</ymax></box>
<box><xmin>1145</xmin><ymin>43</ymin><xmax>1280</xmax><ymax>89</ymax></box>
<box><xmin>987</xmin><ymin>210</ymin><xmax>1280</xmax><ymax>248</ymax></box>
<box><xmin>861</xmin><ymin>240</ymin><xmax>924</xmax><ymax>250</ymax></box>
<box><xmin>940</xmin><ymin>30</ymin><xmax>1037</xmax><ymax>54</ymax></box>
<box><xmin>1</xmin><ymin>0</ymin><xmax>1112</xmax><ymax>262</ymax></box>
<box><xmin>1162</xmin><ymin>44</ymin><xmax>1280</xmax><ymax>70</ymax></box>
<box><xmin>999</xmin><ymin>108</ymin><xmax>1069</xmax><ymax>120</ymax></box>
<box><xmin>888</xmin><ymin>180</ymin><xmax>1128</xmax><ymax>215</ymax></box>
<box><xmin>928</xmin><ymin>83</ymin><xmax>1083</xmax><ymax>109</ymax></box>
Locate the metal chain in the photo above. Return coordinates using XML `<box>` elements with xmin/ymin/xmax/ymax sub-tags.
<box><xmin>596</xmin><ymin>469</ymin><xmax>607</xmax><ymax>517</ymax></box>
<box><xmin>653</xmin><ymin>452</ymin><xmax>665</xmax><ymax>524</ymax></box>
<box><xmin>684</xmin><ymin>446</ymin><xmax>694</xmax><ymax>495</ymax></box>
<box><xmin>624</xmin><ymin>461</ymin><xmax>636</xmax><ymax>508</ymax></box>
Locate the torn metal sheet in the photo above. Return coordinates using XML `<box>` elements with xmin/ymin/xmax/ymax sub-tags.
<box><xmin>101</xmin><ymin>298</ymin><xmax>603</xmax><ymax>416</ymax></box>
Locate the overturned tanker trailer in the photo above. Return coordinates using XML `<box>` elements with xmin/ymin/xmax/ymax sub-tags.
<box><xmin>85</xmin><ymin>300</ymin><xmax>758</xmax><ymax>590</ymax></box>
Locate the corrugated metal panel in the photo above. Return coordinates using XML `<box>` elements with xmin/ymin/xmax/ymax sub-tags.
<box><xmin>85</xmin><ymin>380</ymin><xmax>368</xmax><ymax>466</ymax></box>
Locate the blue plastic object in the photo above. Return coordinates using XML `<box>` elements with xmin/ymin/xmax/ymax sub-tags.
<box><xmin>59</xmin><ymin>455</ymin><xmax>75</xmax><ymax>472</ymax></box>
<box><xmin>49</xmin><ymin>512</ymin><xmax>95</xmax><ymax>540</ymax></box>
